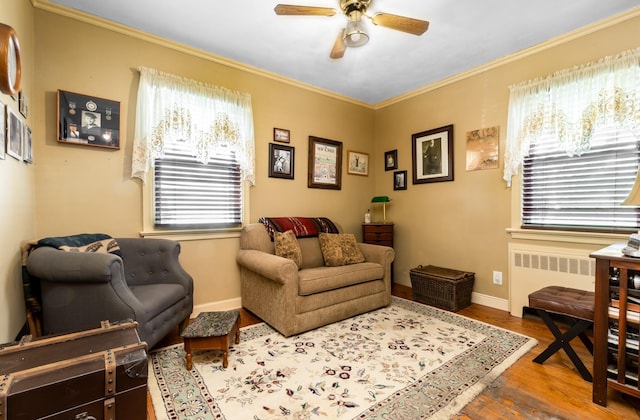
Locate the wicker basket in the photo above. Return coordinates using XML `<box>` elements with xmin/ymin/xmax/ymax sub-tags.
<box><xmin>409</xmin><ymin>265</ymin><xmax>475</xmax><ymax>312</ymax></box>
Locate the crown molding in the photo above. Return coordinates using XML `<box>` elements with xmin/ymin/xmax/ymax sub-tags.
<box><xmin>373</xmin><ymin>6</ymin><xmax>640</xmax><ymax>109</ymax></box>
<box><xmin>31</xmin><ymin>0</ymin><xmax>374</xmax><ymax>109</ymax></box>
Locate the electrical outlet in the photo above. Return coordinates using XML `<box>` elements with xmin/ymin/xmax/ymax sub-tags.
<box><xmin>493</xmin><ymin>271</ymin><xmax>503</xmax><ymax>285</ymax></box>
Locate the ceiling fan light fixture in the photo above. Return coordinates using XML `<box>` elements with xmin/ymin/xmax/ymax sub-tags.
<box><xmin>343</xmin><ymin>11</ymin><xmax>368</xmax><ymax>48</ymax></box>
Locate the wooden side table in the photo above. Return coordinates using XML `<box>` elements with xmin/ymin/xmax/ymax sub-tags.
<box><xmin>362</xmin><ymin>223</ymin><xmax>394</xmax><ymax>248</ymax></box>
<box><xmin>181</xmin><ymin>310</ymin><xmax>241</xmax><ymax>369</ymax></box>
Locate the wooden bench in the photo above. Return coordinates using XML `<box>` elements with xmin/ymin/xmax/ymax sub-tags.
<box><xmin>528</xmin><ymin>286</ymin><xmax>595</xmax><ymax>381</ymax></box>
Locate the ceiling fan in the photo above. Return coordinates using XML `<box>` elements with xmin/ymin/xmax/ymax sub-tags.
<box><xmin>274</xmin><ymin>1</ymin><xmax>429</xmax><ymax>59</ymax></box>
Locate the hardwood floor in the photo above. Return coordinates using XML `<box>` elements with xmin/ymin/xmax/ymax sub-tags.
<box><xmin>147</xmin><ymin>284</ymin><xmax>640</xmax><ymax>419</ymax></box>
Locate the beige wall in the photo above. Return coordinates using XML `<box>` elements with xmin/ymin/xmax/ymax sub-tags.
<box><xmin>30</xmin><ymin>10</ymin><xmax>375</xmax><ymax>322</ymax></box>
<box><xmin>1</xmin><ymin>3</ymin><xmax>638</xmax><ymax>342</ymax></box>
<box><xmin>0</xmin><ymin>1</ymin><xmax>36</xmax><ymax>342</ymax></box>
<box><xmin>375</xmin><ymin>12</ymin><xmax>640</xmax><ymax>300</ymax></box>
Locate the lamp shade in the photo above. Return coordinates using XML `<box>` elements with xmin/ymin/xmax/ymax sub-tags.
<box><xmin>343</xmin><ymin>11</ymin><xmax>369</xmax><ymax>48</ymax></box>
<box><xmin>371</xmin><ymin>196</ymin><xmax>390</xmax><ymax>203</ymax></box>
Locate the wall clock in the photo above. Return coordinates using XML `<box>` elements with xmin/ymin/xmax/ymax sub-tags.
<box><xmin>0</xmin><ymin>23</ymin><xmax>22</xmax><ymax>95</ymax></box>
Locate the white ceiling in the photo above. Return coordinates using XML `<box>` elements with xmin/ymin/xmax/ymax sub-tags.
<box><xmin>45</xmin><ymin>0</ymin><xmax>639</xmax><ymax>105</ymax></box>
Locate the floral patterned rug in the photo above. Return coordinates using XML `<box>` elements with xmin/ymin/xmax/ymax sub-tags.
<box><xmin>149</xmin><ymin>297</ymin><xmax>537</xmax><ymax>419</ymax></box>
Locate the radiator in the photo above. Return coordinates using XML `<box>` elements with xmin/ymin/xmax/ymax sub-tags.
<box><xmin>508</xmin><ymin>243</ymin><xmax>596</xmax><ymax>317</ymax></box>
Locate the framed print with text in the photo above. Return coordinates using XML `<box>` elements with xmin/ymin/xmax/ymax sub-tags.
<box><xmin>308</xmin><ymin>136</ymin><xmax>342</xmax><ymax>190</ymax></box>
<box><xmin>273</xmin><ymin>127</ymin><xmax>290</xmax><ymax>143</ymax></box>
<box><xmin>57</xmin><ymin>90</ymin><xmax>120</xmax><ymax>149</ymax></box>
<box><xmin>412</xmin><ymin>124</ymin><xmax>454</xmax><ymax>184</ymax></box>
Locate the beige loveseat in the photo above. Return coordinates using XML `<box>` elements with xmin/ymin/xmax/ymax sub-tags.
<box><xmin>237</xmin><ymin>222</ymin><xmax>395</xmax><ymax>337</ymax></box>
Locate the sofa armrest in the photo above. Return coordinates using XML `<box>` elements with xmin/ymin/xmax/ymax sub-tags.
<box><xmin>236</xmin><ymin>249</ymin><xmax>299</xmax><ymax>284</ymax></box>
<box><xmin>27</xmin><ymin>247</ymin><xmax>122</xmax><ymax>284</ymax></box>
<box><xmin>358</xmin><ymin>242</ymin><xmax>395</xmax><ymax>266</ymax></box>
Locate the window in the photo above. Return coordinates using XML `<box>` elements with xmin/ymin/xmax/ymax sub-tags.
<box><xmin>522</xmin><ymin>126</ymin><xmax>640</xmax><ymax>232</ymax></box>
<box><xmin>154</xmin><ymin>142</ymin><xmax>241</xmax><ymax>229</ymax></box>
<box><xmin>504</xmin><ymin>47</ymin><xmax>640</xmax><ymax>233</ymax></box>
<box><xmin>132</xmin><ymin>67</ymin><xmax>255</xmax><ymax>233</ymax></box>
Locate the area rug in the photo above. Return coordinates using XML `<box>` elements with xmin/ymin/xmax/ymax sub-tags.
<box><xmin>149</xmin><ymin>297</ymin><xmax>537</xmax><ymax>419</ymax></box>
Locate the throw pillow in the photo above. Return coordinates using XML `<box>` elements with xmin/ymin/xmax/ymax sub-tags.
<box><xmin>274</xmin><ymin>230</ymin><xmax>302</xmax><ymax>267</ymax></box>
<box><xmin>318</xmin><ymin>233</ymin><xmax>366</xmax><ymax>267</ymax></box>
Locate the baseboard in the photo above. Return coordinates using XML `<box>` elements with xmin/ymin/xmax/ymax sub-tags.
<box><xmin>193</xmin><ymin>297</ymin><xmax>242</xmax><ymax>317</ymax></box>
<box><xmin>193</xmin><ymin>293</ymin><xmax>509</xmax><ymax>318</ymax></box>
<box><xmin>471</xmin><ymin>292</ymin><xmax>509</xmax><ymax>312</ymax></box>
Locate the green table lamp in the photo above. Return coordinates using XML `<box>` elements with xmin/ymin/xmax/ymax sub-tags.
<box><xmin>371</xmin><ymin>196</ymin><xmax>391</xmax><ymax>223</ymax></box>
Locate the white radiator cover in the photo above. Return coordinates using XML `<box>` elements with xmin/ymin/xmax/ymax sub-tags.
<box><xmin>508</xmin><ymin>243</ymin><xmax>596</xmax><ymax>317</ymax></box>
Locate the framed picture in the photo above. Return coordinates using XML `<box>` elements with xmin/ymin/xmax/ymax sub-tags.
<box><xmin>308</xmin><ymin>136</ymin><xmax>342</xmax><ymax>190</ymax></box>
<box><xmin>347</xmin><ymin>150</ymin><xmax>369</xmax><ymax>176</ymax></box>
<box><xmin>412</xmin><ymin>124</ymin><xmax>454</xmax><ymax>184</ymax></box>
<box><xmin>273</xmin><ymin>127</ymin><xmax>290</xmax><ymax>143</ymax></box>
<box><xmin>22</xmin><ymin>123</ymin><xmax>32</xmax><ymax>163</ymax></box>
<box><xmin>268</xmin><ymin>143</ymin><xmax>294</xmax><ymax>179</ymax></box>
<box><xmin>394</xmin><ymin>170</ymin><xmax>407</xmax><ymax>190</ymax></box>
<box><xmin>466</xmin><ymin>126</ymin><xmax>499</xmax><ymax>171</ymax></box>
<box><xmin>385</xmin><ymin>149</ymin><xmax>398</xmax><ymax>171</ymax></box>
<box><xmin>18</xmin><ymin>90</ymin><xmax>28</xmax><ymax>118</ymax></box>
<box><xmin>57</xmin><ymin>90</ymin><xmax>120</xmax><ymax>149</ymax></box>
<box><xmin>7</xmin><ymin>107</ymin><xmax>21</xmax><ymax>160</ymax></box>
<box><xmin>0</xmin><ymin>101</ymin><xmax>5</xmax><ymax>160</ymax></box>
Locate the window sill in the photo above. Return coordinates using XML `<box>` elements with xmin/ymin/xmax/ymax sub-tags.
<box><xmin>506</xmin><ymin>228</ymin><xmax>629</xmax><ymax>246</ymax></box>
<box><xmin>139</xmin><ymin>227</ymin><xmax>242</xmax><ymax>241</ymax></box>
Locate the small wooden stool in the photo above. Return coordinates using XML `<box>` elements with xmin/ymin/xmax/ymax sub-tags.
<box><xmin>528</xmin><ymin>286</ymin><xmax>595</xmax><ymax>381</ymax></box>
<box><xmin>181</xmin><ymin>310</ymin><xmax>240</xmax><ymax>369</ymax></box>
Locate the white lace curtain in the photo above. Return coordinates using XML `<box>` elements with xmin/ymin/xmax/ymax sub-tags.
<box><xmin>503</xmin><ymin>47</ymin><xmax>640</xmax><ymax>187</ymax></box>
<box><xmin>131</xmin><ymin>67</ymin><xmax>255</xmax><ymax>184</ymax></box>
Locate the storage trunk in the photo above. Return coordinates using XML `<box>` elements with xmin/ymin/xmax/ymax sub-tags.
<box><xmin>0</xmin><ymin>320</ymin><xmax>148</xmax><ymax>420</ymax></box>
<box><xmin>410</xmin><ymin>265</ymin><xmax>475</xmax><ymax>312</ymax></box>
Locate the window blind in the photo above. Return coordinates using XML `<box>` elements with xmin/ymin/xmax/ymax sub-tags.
<box><xmin>154</xmin><ymin>143</ymin><xmax>242</xmax><ymax>229</ymax></box>
<box><xmin>522</xmin><ymin>126</ymin><xmax>640</xmax><ymax>232</ymax></box>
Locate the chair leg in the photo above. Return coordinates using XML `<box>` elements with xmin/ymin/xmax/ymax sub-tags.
<box><xmin>533</xmin><ymin>309</ymin><xmax>593</xmax><ymax>382</ymax></box>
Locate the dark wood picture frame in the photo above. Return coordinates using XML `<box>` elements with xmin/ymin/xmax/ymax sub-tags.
<box><xmin>273</xmin><ymin>127</ymin><xmax>290</xmax><ymax>143</ymax></box>
<box><xmin>411</xmin><ymin>124</ymin><xmax>454</xmax><ymax>184</ymax></box>
<box><xmin>393</xmin><ymin>170</ymin><xmax>407</xmax><ymax>190</ymax></box>
<box><xmin>385</xmin><ymin>149</ymin><xmax>398</xmax><ymax>171</ymax></box>
<box><xmin>268</xmin><ymin>143</ymin><xmax>294</xmax><ymax>179</ymax></box>
<box><xmin>308</xmin><ymin>136</ymin><xmax>342</xmax><ymax>190</ymax></box>
<box><xmin>57</xmin><ymin>90</ymin><xmax>120</xmax><ymax>149</ymax></box>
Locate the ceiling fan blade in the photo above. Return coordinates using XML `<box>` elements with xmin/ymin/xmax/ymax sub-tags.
<box><xmin>330</xmin><ymin>32</ymin><xmax>346</xmax><ymax>59</ymax></box>
<box><xmin>371</xmin><ymin>13</ymin><xmax>429</xmax><ymax>36</ymax></box>
<box><xmin>274</xmin><ymin>4</ymin><xmax>337</xmax><ymax>16</ymax></box>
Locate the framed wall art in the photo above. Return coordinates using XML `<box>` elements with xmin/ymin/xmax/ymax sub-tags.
<box><xmin>308</xmin><ymin>136</ymin><xmax>342</xmax><ymax>190</ymax></box>
<box><xmin>347</xmin><ymin>150</ymin><xmax>369</xmax><ymax>176</ymax></box>
<box><xmin>57</xmin><ymin>90</ymin><xmax>120</xmax><ymax>149</ymax></box>
<box><xmin>273</xmin><ymin>127</ymin><xmax>290</xmax><ymax>143</ymax></box>
<box><xmin>0</xmin><ymin>101</ymin><xmax>5</xmax><ymax>160</ymax></box>
<box><xmin>7</xmin><ymin>107</ymin><xmax>21</xmax><ymax>160</ymax></box>
<box><xmin>466</xmin><ymin>126</ymin><xmax>499</xmax><ymax>171</ymax></box>
<box><xmin>268</xmin><ymin>143</ymin><xmax>294</xmax><ymax>179</ymax></box>
<box><xmin>22</xmin><ymin>123</ymin><xmax>32</xmax><ymax>163</ymax></box>
<box><xmin>394</xmin><ymin>170</ymin><xmax>407</xmax><ymax>190</ymax></box>
<box><xmin>385</xmin><ymin>149</ymin><xmax>398</xmax><ymax>171</ymax></box>
<box><xmin>411</xmin><ymin>124</ymin><xmax>454</xmax><ymax>184</ymax></box>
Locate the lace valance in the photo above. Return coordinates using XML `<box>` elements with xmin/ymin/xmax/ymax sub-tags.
<box><xmin>504</xmin><ymin>47</ymin><xmax>640</xmax><ymax>186</ymax></box>
<box><xmin>132</xmin><ymin>67</ymin><xmax>255</xmax><ymax>184</ymax></box>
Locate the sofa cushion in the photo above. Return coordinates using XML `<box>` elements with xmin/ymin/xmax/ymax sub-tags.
<box><xmin>274</xmin><ymin>230</ymin><xmax>302</xmax><ymax>267</ymax></box>
<box><xmin>298</xmin><ymin>237</ymin><xmax>325</xmax><ymax>269</ymax></box>
<box><xmin>129</xmin><ymin>283</ymin><xmax>186</xmax><ymax>314</ymax></box>
<box><xmin>298</xmin><ymin>262</ymin><xmax>383</xmax><ymax>295</ymax></box>
<box><xmin>318</xmin><ymin>233</ymin><xmax>365</xmax><ymax>266</ymax></box>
